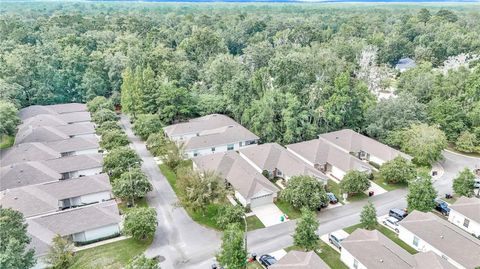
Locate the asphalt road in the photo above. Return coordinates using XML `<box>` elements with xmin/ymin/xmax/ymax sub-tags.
<box><xmin>119</xmin><ymin>114</ymin><xmax>480</xmax><ymax>269</ymax></box>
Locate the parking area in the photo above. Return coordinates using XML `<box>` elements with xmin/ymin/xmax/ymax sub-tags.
<box><xmin>251</xmin><ymin>203</ymin><xmax>289</xmax><ymax>227</ymax></box>
<box><xmin>320</xmin><ymin>229</ymin><xmax>349</xmax><ymax>253</ymax></box>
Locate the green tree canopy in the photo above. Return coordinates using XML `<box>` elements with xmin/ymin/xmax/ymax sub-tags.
<box><xmin>293</xmin><ymin>208</ymin><xmax>319</xmax><ymax>251</ymax></box>
<box><xmin>360</xmin><ymin>202</ymin><xmax>378</xmax><ymax>230</ymax></box>
<box><xmin>133</xmin><ymin>114</ymin><xmax>163</xmax><ymax>140</ymax></box>
<box><xmin>280</xmin><ymin>175</ymin><xmax>328</xmax><ymax>211</ymax></box>
<box><xmin>216</xmin><ymin>223</ymin><xmax>246</xmax><ymax>269</ymax></box>
<box><xmin>124</xmin><ymin>207</ymin><xmax>157</xmax><ymax>241</ymax></box>
<box><xmin>96</xmin><ymin>120</ymin><xmax>122</xmax><ymax>136</ymax></box>
<box><xmin>0</xmin><ymin>208</ymin><xmax>35</xmax><ymax>269</ymax></box>
<box><xmin>92</xmin><ymin>108</ymin><xmax>118</xmax><ymax>125</ymax></box>
<box><xmin>215</xmin><ymin>205</ymin><xmax>245</xmax><ymax>230</ymax></box>
<box><xmin>177</xmin><ymin>169</ymin><xmax>226</xmax><ymax>212</ymax></box>
<box><xmin>0</xmin><ymin>100</ymin><xmax>20</xmax><ymax>137</ymax></box>
<box><xmin>379</xmin><ymin>156</ymin><xmax>416</xmax><ymax>184</ymax></box>
<box><xmin>100</xmin><ymin>130</ymin><xmax>129</xmax><ymax>150</ymax></box>
<box><xmin>453</xmin><ymin>168</ymin><xmax>476</xmax><ymax>198</ymax></box>
<box><xmin>112</xmin><ymin>168</ymin><xmax>152</xmax><ymax>205</ymax></box>
<box><xmin>103</xmin><ymin>147</ymin><xmax>142</xmax><ymax>179</ymax></box>
<box><xmin>44</xmin><ymin>235</ymin><xmax>74</xmax><ymax>269</ymax></box>
<box><xmin>86</xmin><ymin>96</ymin><xmax>114</xmax><ymax>113</ymax></box>
<box><xmin>455</xmin><ymin>131</ymin><xmax>478</xmax><ymax>153</ymax></box>
<box><xmin>399</xmin><ymin>124</ymin><xmax>447</xmax><ymax>165</ymax></box>
<box><xmin>407</xmin><ymin>174</ymin><xmax>437</xmax><ymax>212</ymax></box>
<box><xmin>126</xmin><ymin>255</ymin><xmax>160</xmax><ymax>269</ymax></box>
<box><xmin>146</xmin><ymin>133</ymin><xmax>168</xmax><ymax>157</ymax></box>
<box><xmin>339</xmin><ymin>171</ymin><xmax>371</xmax><ymax>195</ymax></box>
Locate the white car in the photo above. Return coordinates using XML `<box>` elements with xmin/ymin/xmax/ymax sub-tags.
<box><xmin>382</xmin><ymin>216</ymin><xmax>400</xmax><ymax>233</ymax></box>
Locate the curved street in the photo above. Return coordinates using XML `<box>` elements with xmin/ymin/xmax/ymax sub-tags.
<box><xmin>120</xmin><ymin>113</ymin><xmax>480</xmax><ymax>269</ymax></box>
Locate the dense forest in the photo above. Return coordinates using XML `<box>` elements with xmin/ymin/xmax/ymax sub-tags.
<box><xmin>1</xmin><ymin>2</ymin><xmax>479</xmax><ymax>153</ymax></box>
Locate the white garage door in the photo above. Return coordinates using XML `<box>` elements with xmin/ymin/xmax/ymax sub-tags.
<box><xmin>250</xmin><ymin>193</ymin><xmax>273</xmax><ymax>208</ymax></box>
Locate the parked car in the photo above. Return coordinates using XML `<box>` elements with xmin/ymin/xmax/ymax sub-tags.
<box><xmin>389</xmin><ymin>208</ymin><xmax>408</xmax><ymax>221</ymax></box>
<box><xmin>382</xmin><ymin>216</ymin><xmax>400</xmax><ymax>233</ymax></box>
<box><xmin>474</xmin><ymin>180</ymin><xmax>480</xmax><ymax>189</ymax></box>
<box><xmin>326</xmin><ymin>192</ymin><xmax>338</xmax><ymax>204</ymax></box>
<box><xmin>434</xmin><ymin>198</ymin><xmax>450</xmax><ymax>216</ymax></box>
<box><xmin>328</xmin><ymin>231</ymin><xmax>348</xmax><ymax>250</ymax></box>
<box><xmin>259</xmin><ymin>254</ymin><xmax>277</xmax><ymax>268</ymax></box>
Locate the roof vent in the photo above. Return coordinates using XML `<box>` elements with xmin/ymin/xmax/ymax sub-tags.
<box><xmin>228</xmin><ymin>125</ymin><xmax>234</xmax><ymax>128</ymax></box>
<box><xmin>440</xmin><ymin>235</ymin><xmax>444</xmax><ymax>239</ymax></box>
<box><xmin>379</xmin><ymin>259</ymin><xmax>383</xmax><ymax>263</ymax></box>
<box><xmin>14</xmin><ymin>197</ymin><xmax>18</xmax><ymax>200</ymax></box>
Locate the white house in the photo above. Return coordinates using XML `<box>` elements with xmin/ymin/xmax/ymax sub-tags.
<box><xmin>0</xmin><ymin>174</ymin><xmax>113</xmax><ymax>217</ymax></box>
<box><xmin>238</xmin><ymin>143</ymin><xmax>328</xmax><ymax>184</ymax></box>
<box><xmin>448</xmin><ymin>196</ymin><xmax>480</xmax><ymax>238</ymax></box>
<box><xmin>341</xmin><ymin>228</ymin><xmax>457</xmax><ymax>269</ymax></box>
<box><xmin>164</xmin><ymin>114</ymin><xmax>259</xmax><ymax>158</ymax></box>
<box><xmin>192</xmin><ymin>151</ymin><xmax>279</xmax><ymax>208</ymax></box>
<box><xmin>398</xmin><ymin>211</ymin><xmax>480</xmax><ymax>269</ymax></box>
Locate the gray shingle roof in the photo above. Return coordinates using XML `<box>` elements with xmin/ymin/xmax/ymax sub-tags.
<box><xmin>395</xmin><ymin>58</ymin><xmax>416</xmax><ymax>71</ymax></box>
<box><xmin>29</xmin><ymin>200</ymin><xmax>120</xmax><ymax>236</ymax></box>
<box><xmin>270</xmin><ymin>251</ymin><xmax>331</xmax><ymax>269</ymax></box>
<box><xmin>449</xmin><ymin>196</ymin><xmax>480</xmax><ymax>224</ymax></box>
<box><xmin>19</xmin><ymin>103</ymin><xmax>87</xmax><ymax>120</ymax></box>
<box><xmin>58</xmin><ymin>111</ymin><xmax>91</xmax><ymax>123</ymax></box>
<box><xmin>183</xmin><ymin>124</ymin><xmax>258</xmax><ymax>150</ymax></box>
<box><xmin>319</xmin><ymin>129</ymin><xmax>411</xmax><ymax>162</ymax></box>
<box><xmin>399</xmin><ymin>211</ymin><xmax>480</xmax><ymax>269</ymax></box>
<box><xmin>47</xmin><ymin>103</ymin><xmax>87</xmax><ymax>114</ymax></box>
<box><xmin>20</xmin><ymin>114</ymin><xmax>68</xmax><ymax>128</ymax></box>
<box><xmin>43</xmin><ymin>154</ymin><xmax>103</xmax><ymax>174</ymax></box>
<box><xmin>287</xmin><ymin>138</ymin><xmax>373</xmax><ymax>173</ymax></box>
<box><xmin>45</xmin><ymin>137</ymin><xmax>99</xmax><ymax>154</ymax></box>
<box><xmin>15</xmin><ymin>126</ymin><xmax>69</xmax><ymax>144</ymax></box>
<box><xmin>164</xmin><ymin>114</ymin><xmax>240</xmax><ymax>137</ymax></box>
<box><xmin>0</xmin><ymin>174</ymin><xmax>111</xmax><ymax>217</ymax></box>
<box><xmin>1</xmin><ymin>143</ymin><xmax>61</xmax><ymax>166</ymax></box>
<box><xmin>239</xmin><ymin>143</ymin><xmax>328</xmax><ymax>182</ymax></box>
<box><xmin>27</xmin><ymin>200</ymin><xmax>120</xmax><ymax>257</ymax></box>
<box><xmin>413</xmin><ymin>252</ymin><xmax>457</xmax><ymax>269</ymax></box>
<box><xmin>341</xmin><ymin>229</ymin><xmax>415</xmax><ymax>269</ymax></box>
<box><xmin>193</xmin><ymin>151</ymin><xmax>278</xmax><ymax>200</ymax></box>
<box><xmin>1</xmin><ymin>162</ymin><xmax>61</xmax><ymax>191</ymax></box>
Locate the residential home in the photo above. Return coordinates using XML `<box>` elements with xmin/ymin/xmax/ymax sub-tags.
<box><xmin>398</xmin><ymin>211</ymin><xmax>480</xmax><ymax>269</ymax></box>
<box><xmin>341</xmin><ymin>229</ymin><xmax>456</xmax><ymax>269</ymax></box>
<box><xmin>164</xmin><ymin>114</ymin><xmax>259</xmax><ymax>158</ymax></box>
<box><xmin>0</xmin><ymin>174</ymin><xmax>112</xmax><ymax>217</ymax></box>
<box><xmin>45</xmin><ymin>137</ymin><xmax>100</xmax><ymax>157</ymax></box>
<box><xmin>448</xmin><ymin>196</ymin><xmax>480</xmax><ymax>238</ymax></box>
<box><xmin>318</xmin><ymin>129</ymin><xmax>411</xmax><ymax>166</ymax></box>
<box><xmin>192</xmin><ymin>151</ymin><xmax>279</xmax><ymax>208</ymax></box>
<box><xmin>15</xmin><ymin>123</ymin><xmax>96</xmax><ymax>144</ymax></box>
<box><xmin>19</xmin><ymin>103</ymin><xmax>87</xmax><ymax>120</ymax></box>
<box><xmin>43</xmin><ymin>153</ymin><xmax>103</xmax><ymax>179</ymax></box>
<box><xmin>270</xmin><ymin>250</ymin><xmax>331</xmax><ymax>269</ymax></box>
<box><xmin>0</xmin><ymin>161</ymin><xmax>62</xmax><ymax>191</ymax></box>
<box><xmin>27</xmin><ymin>200</ymin><xmax>121</xmax><ymax>257</ymax></box>
<box><xmin>287</xmin><ymin>138</ymin><xmax>372</xmax><ymax>180</ymax></box>
<box><xmin>238</xmin><ymin>143</ymin><xmax>328</xmax><ymax>184</ymax></box>
<box><xmin>0</xmin><ymin>142</ymin><xmax>61</xmax><ymax>166</ymax></box>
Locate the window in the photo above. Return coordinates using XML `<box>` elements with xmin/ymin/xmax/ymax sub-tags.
<box><xmin>211</xmin><ymin>147</ymin><xmax>215</xmax><ymax>152</ymax></box>
<box><xmin>353</xmin><ymin>259</ymin><xmax>358</xmax><ymax>269</ymax></box>
<box><xmin>193</xmin><ymin>151</ymin><xmax>198</xmax><ymax>157</ymax></box>
<box><xmin>413</xmin><ymin>236</ymin><xmax>419</xmax><ymax>247</ymax></box>
<box><xmin>463</xmin><ymin>218</ymin><xmax>470</xmax><ymax>228</ymax></box>
<box><xmin>227</xmin><ymin>144</ymin><xmax>234</xmax><ymax>150</ymax></box>
<box><xmin>61</xmin><ymin>151</ymin><xmax>74</xmax><ymax>157</ymax></box>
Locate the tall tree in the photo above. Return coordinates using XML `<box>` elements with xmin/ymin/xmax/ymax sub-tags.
<box><xmin>339</xmin><ymin>171</ymin><xmax>371</xmax><ymax>196</ymax></box>
<box><xmin>407</xmin><ymin>175</ymin><xmax>437</xmax><ymax>212</ymax></box>
<box><xmin>44</xmin><ymin>235</ymin><xmax>75</xmax><ymax>269</ymax></box>
<box><xmin>0</xmin><ymin>100</ymin><xmax>20</xmax><ymax>137</ymax></box>
<box><xmin>103</xmin><ymin>147</ymin><xmax>142</xmax><ymax>179</ymax></box>
<box><xmin>112</xmin><ymin>168</ymin><xmax>152</xmax><ymax>205</ymax></box>
<box><xmin>177</xmin><ymin>169</ymin><xmax>226</xmax><ymax>212</ymax></box>
<box><xmin>133</xmin><ymin>114</ymin><xmax>163</xmax><ymax>140</ymax></box>
<box><xmin>378</xmin><ymin>157</ymin><xmax>416</xmax><ymax>184</ymax></box>
<box><xmin>280</xmin><ymin>175</ymin><xmax>328</xmax><ymax>211</ymax></box>
<box><xmin>216</xmin><ymin>224</ymin><xmax>246</xmax><ymax>269</ymax></box>
<box><xmin>360</xmin><ymin>202</ymin><xmax>378</xmax><ymax>230</ymax></box>
<box><xmin>124</xmin><ymin>207</ymin><xmax>157</xmax><ymax>241</ymax></box>
<box><xmin>453</xmin><ymin>168</ymin><xmax>476</xmax><ymax>198</ymax></box>
<box><xmin>0</xmin><ymin>208</ymin><xmax>35</xmax><ymax>269</ymax></box>
<box><xmin>293</xmin><ymin>208</ymin><xmax>319</xmax><ymax>251</ymax></box>
<box><xmin>400</xmin><ymin>124</ymin><xmax>447</xmax><ymax>166</ymax></box>
<box><xmin>100</xmin><ymin>130</ymin><xmax>129</xmax><ymax>150</ymax></box>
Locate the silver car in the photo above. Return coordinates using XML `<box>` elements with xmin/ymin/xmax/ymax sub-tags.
<box><xmin>383</xmin><ymin>216</ymin><xmax>400</xmax><ymax>233</ymax></box>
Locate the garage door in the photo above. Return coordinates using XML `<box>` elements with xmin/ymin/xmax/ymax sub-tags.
<box><xmin>250</xmin><ymin>193</ymin><xmax>273</xmax><ymax>208</ymax></box>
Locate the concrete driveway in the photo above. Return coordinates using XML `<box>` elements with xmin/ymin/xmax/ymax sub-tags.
<box><xmin>251</xmin><ymin>204</ymin><xmax>288</xmax><ymax>227</ymax></box>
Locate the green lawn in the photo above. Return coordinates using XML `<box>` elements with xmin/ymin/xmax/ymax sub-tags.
<box><xmin>274</xmin><ymin>199</ymin><xmax>302</xmax><ymax>219</ymax></box>
<box><xmin>371</xmin><ymin>172</ymin><xmax>408</xmax><ymax>191</ymax></box>
<box><xmin>285</xmin><ymin>241</ymin><xmax>348</xmax><ymax>269</ymax></box>
<box><xmin>247</xmin><ymin>260</ymin><xmax>263</xmax><ymax>269</ymax></box>
<box><xmin>0</xmin><ymin>135</ymin><xmax>14</xmax><ymax>149</ymax></box>
<box><xmin>246</xmin><ymin>215</ymin><xmax>265</xmax><ymax>231</ymax></box>
<box><xmin>344</xmin><ymin>223</ymin><xmax>417</xmax><ymax>254</ymax></box>
<box><xmin>447</xmin><ymin>144</ymin><xmax>480</xmax><ymax>158</ymax></box>
<box><xmin>326</xmin><ymin>179</ymin><xmax>368</xmax><ymax>203</ymax></box>
<box><xmin>159</xmin><ymin>164</ymin><xmax>180</xmax><ymax>194</ymax></box>
<box><xmin>118</xmin><ymin>198</ymin><xmax>148</xmax><ymax>214</ymax></box>
<box><xmin>70</xmin><ymin>238</ymin><xmax>153</xmax><ymax>269</ymax></box>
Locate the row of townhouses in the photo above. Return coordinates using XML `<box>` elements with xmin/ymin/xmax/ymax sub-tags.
<box><xmin>163</xmin><ymin>114</ymin><xmax>409</xmax><ymax>209</ymax></box>
<box><xmin>341</xmin><ymin>200</ymin><xmax>480</xmax><ymax>269</ymax></box>
<box><xmin>0</xmin><ymin>103</ymin><xmax>121</xmax><ymax>268</ymax></box>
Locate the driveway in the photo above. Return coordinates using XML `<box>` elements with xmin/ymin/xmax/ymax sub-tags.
<box><xmin>251</xmin><ymin>204</ymin><xmax>288</xmax><ymax>227</ymax></box>
<box><xmin>119</xmin><ymin>115</ymin><xmax>221</xmax><ymax>269</ymax></box>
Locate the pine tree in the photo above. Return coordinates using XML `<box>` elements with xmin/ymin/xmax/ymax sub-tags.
<box><xmin>293</xmin><ymin>208</ymin><xmax>319</xmax><ymax>251</ymax></box>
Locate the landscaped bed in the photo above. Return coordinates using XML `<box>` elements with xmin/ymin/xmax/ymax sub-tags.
<box><xmin>343</xmin><ymin>223</ymin><xmax>417</xmax><ymax>254</ymax></box>
<box><xmin>371</xmin><ymin>172</ymin><xmax>408</xmax><ymax>191</ymax></box>
<box><xmin>327</xmin><ymin>180</ymin><xmax>368</xmax><ymax>203</ymax></box>
<box><xmin>70</xmin><ymin>238</ymin><xmax>153</xmax><ymax>269</ymax></box>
